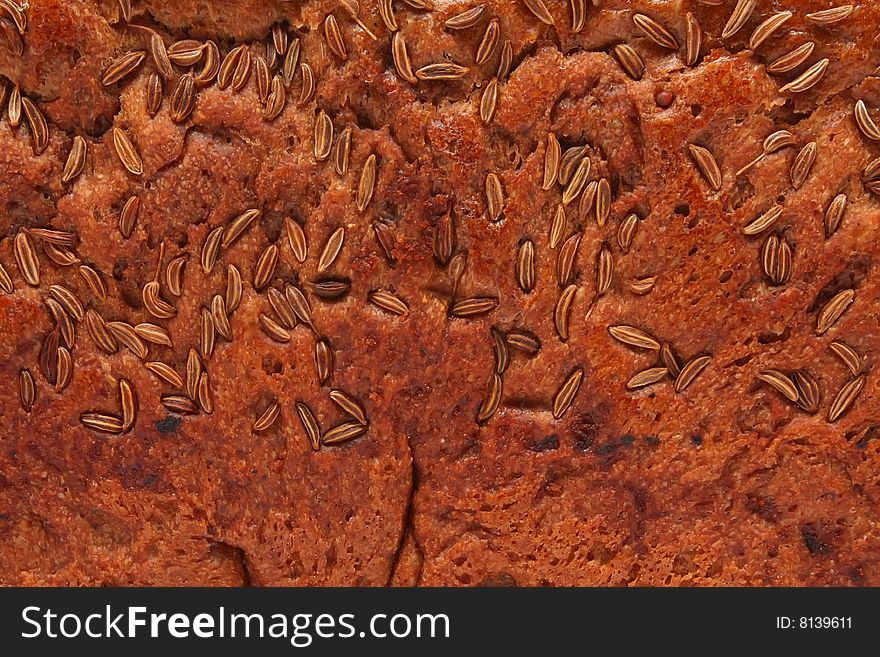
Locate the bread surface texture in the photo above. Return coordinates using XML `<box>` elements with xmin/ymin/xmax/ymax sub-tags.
<box><xmin>1</xmin><ymin>0</ymin><xmax>880</xmax><ymax>586</ymax></box>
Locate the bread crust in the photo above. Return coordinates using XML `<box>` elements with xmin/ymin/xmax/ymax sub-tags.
<box><xmin>1</xmin><ymin>1</ymin><xmax>879</xmax><ymax>586</ymax></box>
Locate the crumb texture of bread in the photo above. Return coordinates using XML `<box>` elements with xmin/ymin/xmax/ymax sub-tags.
<box><xmin>1</xmin><ymin>0</ymin><xmax>880</xmax><ymax>586</ymax></box>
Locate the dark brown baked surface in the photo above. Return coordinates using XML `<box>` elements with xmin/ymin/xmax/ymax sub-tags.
<box><xmin>1</xmin><ymin>0</ymin><xmax>879</xmax><ymax>586</ymax></box>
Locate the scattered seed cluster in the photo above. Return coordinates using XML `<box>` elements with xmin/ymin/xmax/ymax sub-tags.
<box><xmin>0</xmin><ymin>0</ymin><xmax>873</xmax><ymax>450</ymax></box>
<box><xmin>2</xmin><ymin>1</ymin><xmax>372</xmax><ymax>448</ymax></box>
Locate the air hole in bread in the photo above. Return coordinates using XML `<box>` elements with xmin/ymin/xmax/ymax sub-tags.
<box><xmin>809</xmin><ymin>257</ymin><xmax>871</xmax><ymax>312</ymax></box>
<box><xmin>262</xmin><ymin>356</ymin><xmax>283</xmax><ymax>376</ymax></box>
<box><xmin>119</xmin><ymin>286</ymin><xmax>141</xmax><ymax>310</ymax></box>
<box><xmin>757</xmin><ymin>326</ymin><xmax>791</xmax><ymax>344</ymax></box>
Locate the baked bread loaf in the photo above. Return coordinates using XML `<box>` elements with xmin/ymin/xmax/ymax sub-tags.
<box><xmin>1</xmin><ymin>0</ymin><xmax>879</xmax><ymax>586</ymax></box>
